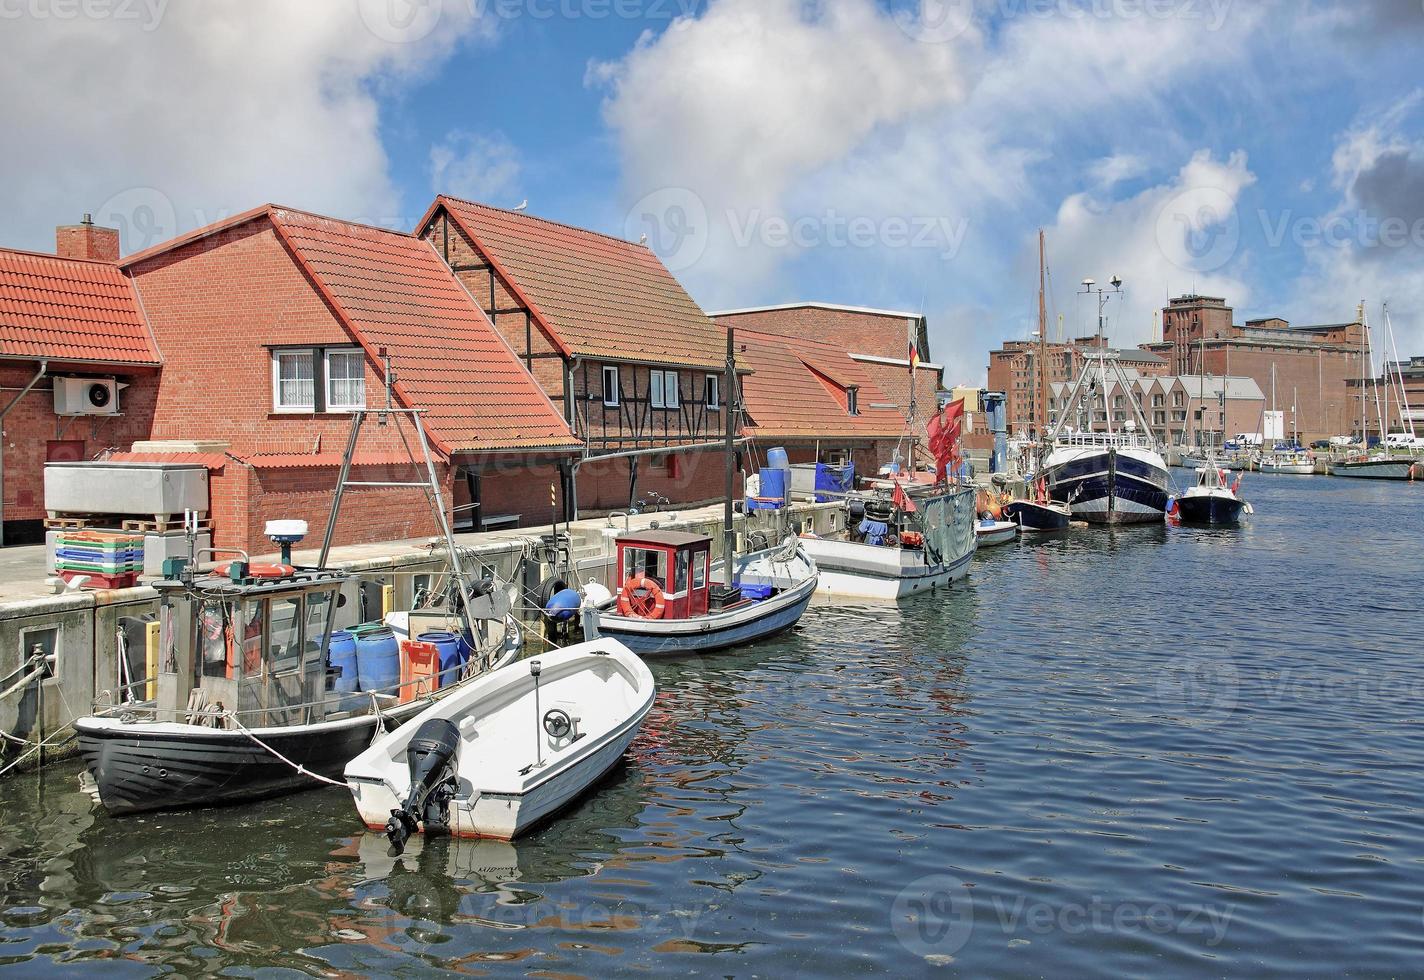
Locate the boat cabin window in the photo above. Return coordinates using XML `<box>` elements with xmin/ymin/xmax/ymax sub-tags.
<box><xmin>623</xmin><ymin>547</ymin><xmax>668</xmax><ymax>587</ymax></box>
<box><xmin>268</xmin><ymin>596</ymin><xmax>302</xmax><ymax>675</ymax></box>
<box><xmin>693</xmin><ymin>551</ymin><xmax>708</xmax><ymax>590</ymax></box>
<box><xmin>675</xmin><ymin>549</ymin><xmax>690</xmax><ymax>595</ymax></box>
<box><xmin>200</xmin><ymin>601</ymin><xmax>229</xmax><ymax>678</ymax></box>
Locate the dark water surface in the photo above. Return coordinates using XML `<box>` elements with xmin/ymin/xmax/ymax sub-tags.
<box><xmin>2</xmin><ymin>474</ymin><xmax>1422</xmax><ymax>976</ymax></box>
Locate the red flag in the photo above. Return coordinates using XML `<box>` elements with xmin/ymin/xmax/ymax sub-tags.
<box><xmin>892</xmin><ymin>482</ymin><xmax>917</xmax><ymax>513</ymax></box>
<box><xmin>926</xmin><ymin>399</ymin><xmax>965</xmax><ymax>481</ymax></box>
<box><xmin>908</xmin><ymin>338</ymin><xmax>920</xmax><ymax>374</ymax></box>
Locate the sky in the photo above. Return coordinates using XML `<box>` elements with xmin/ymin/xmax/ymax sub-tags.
<box><xmin>3</xmin><ymin>0</ymin><xmax>1424</xmax><ymax>384</ymax></box>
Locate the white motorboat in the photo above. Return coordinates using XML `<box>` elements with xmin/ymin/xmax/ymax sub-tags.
<box><xmin>1257</xmin><ymin>450</ymin><xmax>1315</xmax><ymax>475</ymax></box>
<box><xmin>346</xmin><ymin>640</ymin><xmax>654</xmax><ymax>850</ymax></box>
<box><xmin>796</xmin><ymin>483</ymin><xmax>977</xmax><ymax>599</ymax></box>
<box><xmin>974</xmin><ymin>518</ymin><xmax>1018</xmax><ymax>548</ymax></box>
<box><xmin>1171</xmin><ymin>463</ymin><xmax>1250</xmax><ymax>524</ymax></box>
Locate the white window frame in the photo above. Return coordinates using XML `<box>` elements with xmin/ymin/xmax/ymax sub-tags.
<box><xmin>324</xmin><ymin>347</ymin><xmax>366</xmax><ymax>411</ymax></box>
<box><xmin>847</xmin><ymin>386</ymin><xmax>859</xmax><ymax>416</ymax></box>
<box><xmin>705</xmin><ymin>374</ymin><xmax>719</xmax><ymax>409</ymax></box>
<box><xmin>603</xmin><ymin>366</ymin><xmax>620</xmax><ymax>407</ymax></box>
<box><xmin>650</xmin><ymin>371</ymin><xmax>664</xmax><ymax>409</ymax></box>
<box><xmin>663</xmin><ymin>370</ymin><xmax>680</xmax><ymax>409</ymax></box>
<box><xmin>272</xmin><ymin>349</ymin><xmax>316</xmax><ymax>413</ymax></box>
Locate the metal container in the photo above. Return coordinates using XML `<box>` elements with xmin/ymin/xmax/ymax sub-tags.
<box><xmin>44</xmin><ymin>462</ymin><xmax>209</xmax><ymax>516</ymax></box>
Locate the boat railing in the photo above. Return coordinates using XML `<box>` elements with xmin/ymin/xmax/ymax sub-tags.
<box><xmin>1055</xmin><ymin>431</ymin><xmax>1159</xmax><ymax>451</ymax></box>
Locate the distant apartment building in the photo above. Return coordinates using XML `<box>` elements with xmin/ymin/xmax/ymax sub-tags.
<box><xmin>987</xmin><ymin>336</ymin><xmax>1168</xmax><ymax>438</ymax></box>
<box><xmin>1049</xmin><ymin>374</ymin><xmax>1265</xmax><ymax>449</ymax></box>
<box><xmin>1144</xmin><ymin>295</ymin><xmax>1365</xmax><ymax>441</ymax></box>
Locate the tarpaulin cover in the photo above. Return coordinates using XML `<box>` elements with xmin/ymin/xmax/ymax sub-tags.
<box><xmin>814</xmin><ymin>462</ymin><xmax>854</xmax><ymax>502</ymax></box>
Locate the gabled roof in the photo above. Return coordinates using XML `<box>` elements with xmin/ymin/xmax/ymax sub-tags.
<box><xmin>711</xmin><ymin>301</ymin><xmax>925</xmax><ymax>321</ymax></box>
<box><xmin>425</xmin><ymin>196</ymin><xmax>727</xmax><ymax>370</ymax></box>
<box><xmin>734</xmin><ymin>327</ymin><xmax>907</xmax><ymax>440</ymax></box>
<box><xmin>125</xmin><ymin>205</ymin><xmax>579</xmax><ymax>456</ymax></box>
<box><xmin>0</xmin><ymin>247</ymin><xmax>159</xmax><ymax>365</ymax></box>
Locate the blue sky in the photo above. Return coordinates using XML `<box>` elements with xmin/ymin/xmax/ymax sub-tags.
<box><xmin>4</xmin><ymin>0</ymin><xmax>1424</xmax><ymax>381</ymax></box>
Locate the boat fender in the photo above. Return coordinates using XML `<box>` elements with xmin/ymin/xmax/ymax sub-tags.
<box><xmin>534</xmin><ymin>575</ymin><xmax>568</xmax><ymax>611</ymax></box>
<box><xmin>544</xmin><ymin>588</ymin><xmax>582</xmax><ymax>622</ymax></box>
<box><xmin>617</xmin><ymin>575</ymin><xmax>666</xmax><ymax>619</ymax></box>
<box><xmin>214</xmin><ymin>562</ymin><xmax>294</xmax><ymax>579</ymax></box>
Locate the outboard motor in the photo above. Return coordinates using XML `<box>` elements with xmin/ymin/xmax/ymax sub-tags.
<box><xmin>385</xmin><ymin>718</ymin><xmax>460</xmax><ymax>856</ymax></box>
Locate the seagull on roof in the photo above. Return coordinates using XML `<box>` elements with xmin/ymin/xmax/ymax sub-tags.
<box><xmin>512</xmin><ymin>199</ymin><xmax>528</xmax><ymax>212</ymax></box>
<box><xmin>639</xmin><ymin>233</ymin><xmax>648</xmax><ymax>246</ymax></box>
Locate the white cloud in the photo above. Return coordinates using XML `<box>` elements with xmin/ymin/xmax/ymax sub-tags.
<box><xmin>0</xmin><ymin>0</ymin><xmax>485</xmax><ymax>254</ymax></box>
<box><xmin>1044</xmin><ymin>149</ymin><xmax>1256</xmax><ymax>347</ymax></box>
<box><xmin>429</xmin><ymin>131</ymin><xmax>522</xmax><ymax>204</ymax></box>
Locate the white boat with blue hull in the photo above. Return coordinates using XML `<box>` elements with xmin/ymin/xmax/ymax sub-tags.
<box><xmin>581</xmin><ymin>533</ymin><xmax>819</xmax><ymax>656</ymax></box>
<box><xmin>1044</xmin><ymin>433</ymin><xmax>1170</xmax><ymax>525</ymax></box>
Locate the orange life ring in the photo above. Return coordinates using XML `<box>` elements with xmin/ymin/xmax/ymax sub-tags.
<box><xmin>899</xmin><ymin>530</ymin><xmax>924</xmax><ymax>548</ymax></box>
<box><xmin>617</xmin><ymin>575</ymin><xmax>666</xmax><ymax>620</ymax></box>
<box><xmin>214</xmin><ymin>562</ymin><xmax>295</xmax><ymax>579</ymax></box>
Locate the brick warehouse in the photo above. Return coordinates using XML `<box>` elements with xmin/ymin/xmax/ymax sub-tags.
<box><xmin>418</xmin><ymin>196</ymin><xmax>738</xmax><ymax>515</ymax></box>
<box><xmin>0</xmin><ymin>208</ymin><xmax>580</xmax><ymax>551</ymax></box>
<box><xmin>1145</xmin><ymin>295</ymin><xmax>1366</xmax><ymax>442</ymax></box>
<box><xmin>709</xmin><ymin>303</ymin><xmax>943</xmax><ymax>461</ymax></box>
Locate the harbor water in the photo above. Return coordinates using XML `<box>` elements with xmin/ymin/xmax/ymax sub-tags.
<box><xmin>1</xmin><ymin>474</ymin><xmax>1421</xmax><ymax>975</ymax></box>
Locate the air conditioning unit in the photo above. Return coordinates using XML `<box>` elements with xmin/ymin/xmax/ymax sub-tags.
<box><xmin>53</xmin><ymin>378</ymin><xmax>122</xmax><ymax>416</ymax></box>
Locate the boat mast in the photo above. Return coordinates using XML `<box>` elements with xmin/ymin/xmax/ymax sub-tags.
<box><xmin>1384</xmin><ymin>302</ymin><xmax>1417</xmax><ymax>439</ymax></box>
<box><xmin>722</xmin><ymin>325</ymin><xmax>737</xmax><ymax>588</ymax></box>
<box><xmin>1037</xmin><ymin>229</ymin><xmax>1049</xmax><ymax>449</ymax></box>
<box><xmin>1358</xmin><ymin>301</ymin><xmax>1368</xmax><ymax>447</ymax></box>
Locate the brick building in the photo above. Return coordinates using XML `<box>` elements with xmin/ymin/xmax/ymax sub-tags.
<box><xmin>0</xmin><ymin>224</ymin><xmax>162</xmax><ymax>544</ymax></box>
<box><xmin>987</xmin><ymin>335</ymin><xmax>1168</xmax><ymax>438</ymax></box>
<box><xmin>418</xmin><ymin>196</ymin><xmax>732</xmax><ymax>515</ymax></box>
<box><xmin>1346</xmin><ymin>355</ymin><xmax>1424</xmax><ymax>439</ymax></box>
<box><xmin>708</xmin><ymin>303</ymin><xmax>942</xmax><ymax>455</ymax></box>
<box><xmin>0</xmin><ymin>208</ymin><xmax>580</xmax><ymax>552</ymax></box>
<box><xmin>1145</xmin><ymin>295</ymin><xmax>1365</xmax><ymax>442</ymax></box>
<box><xmin>732</xmin><ymin>326</ymin><xmax>909</xmax><ymax>474</ymax></box>
<box><xmin>1049</xmin><ymin>374</ymin><xmax>1264</xmax><ymax>449</ymax></box>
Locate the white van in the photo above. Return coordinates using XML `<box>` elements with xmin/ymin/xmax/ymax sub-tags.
<box><xmin>1384</xmin><ymin>432</ymin><xmax>1424</xmax><ymax>450</ymax></box>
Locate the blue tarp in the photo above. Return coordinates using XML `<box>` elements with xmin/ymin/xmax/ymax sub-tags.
<box><xmin>814</xmin><ymin>462</ymin><xmax>855</xmax><ymax>502</ymax></box>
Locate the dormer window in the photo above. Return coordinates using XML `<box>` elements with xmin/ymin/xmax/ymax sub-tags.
<box><xmin>847</xmin><ymin>386</ymin><xmax>859</xmax><ymax>416</ymax></box>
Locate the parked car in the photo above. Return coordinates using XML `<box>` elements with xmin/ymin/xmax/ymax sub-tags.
<box><xmin>1310</xmin><ymin>439</ymin><xmax>1331</xmax><ymax>450</ymax></box>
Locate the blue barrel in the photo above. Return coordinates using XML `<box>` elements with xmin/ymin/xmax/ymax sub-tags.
<box><xmin>352</xmin><ymin>624</ymin><xmax>399</xmax><ymax>694</ymax></box>
<box><xmin>324</xmin><ymin>630</ymin><xmax>359</xmax><ymax>693</ymax></box>
<box><xmin>418</xmin><ymin>631</ymin><xmax>466</xmax><ymax>688</ymax></box>
<box><xmin>758</xmin><ymin>467</ymin><xmax>788</xmax><ymax>507</ymax></box>
<box><xmin>766</xmin><ymin>447</ymin><xmax>790</xmax><ymax>470</ymax></box>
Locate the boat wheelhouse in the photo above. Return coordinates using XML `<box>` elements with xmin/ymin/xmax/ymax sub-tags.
<box><xmin>581</xmin><ymin>529</ymin><xmax>818</xmax><ymax>656</ymax></box>
<box><xmin>76</xmin><ymin>562</ymin><xmax>521</xmax><ymax>815</ymax></box>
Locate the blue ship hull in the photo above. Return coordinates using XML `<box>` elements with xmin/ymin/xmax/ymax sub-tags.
<box><xmin>1046</xmin><ymin>448</ymin><xmax>1169</xmax><ymax>524</ymax></box>
<box><xmin>1174</xmin><ymin>494</ymin><xmax>1244</xmax><ymax>525</ymax></box>
<box><xmin>592</xmin><ymin>586</ymin><xmax>815</xmax><ymax>657</ymax></box>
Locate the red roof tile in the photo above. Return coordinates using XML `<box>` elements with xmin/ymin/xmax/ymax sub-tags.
<box><xmin>107</xmin><ymin>451</ymin><xmax>229</xmax><ymax>470</ymax></box>
<box><xmin>734</xmin><ymin>327</ymin><xmax>908</xmax><ymax>441</ymax></box>
<box><xmin>268</xmin><ymin>209</ymin><xmax>578</xmax><ymax>456</ymax></box>
<box><xmin>430</xmin><ymin>196</ymin><xmax>727</xmax><ymax>371</ymax></box>
<box><xmin>0</xmin><ymin>248</ymin><xmax>158</xmax><ymax>365</ymax></box>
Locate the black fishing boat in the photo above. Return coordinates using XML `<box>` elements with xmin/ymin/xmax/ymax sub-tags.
<box><xmin>1001</xmin><ymin>497</ymin><xmax>1072</xmax><ymax>531</ymax></box>
<box><xmin>1170</xmin><ymin>464</ymin><xmax>1249</xmax><ymax>525</ymax></box>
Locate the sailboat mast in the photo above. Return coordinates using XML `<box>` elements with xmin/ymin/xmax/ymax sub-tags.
<box><xmin>1358</xmin><ymin>301</ymin><xmax>1368</xmax><ymax>446</ymax></box>
<box><xmin>1384</xmin><ymin>303</ymin><xmax>1417</xmax><ymax>439</ymax></box>
<box><xmin>1037</xmin><ymin>229</ymin><xmax>1048</xmax><ymax>441</ymax></box>
<box><xmin>723</xmin><ymin>325</ymin><xmax>736</xmax><ymax>588</ymax></box>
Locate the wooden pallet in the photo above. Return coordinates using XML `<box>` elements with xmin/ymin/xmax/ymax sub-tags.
<box><xmin>43</xmin><ymin>515</ymin><xmax>105</xmax><ymax>530</ymax></box>
<box><xmin>122</xmin><ymin>516</ymin><xmax>212</xmax><ymax>533</ymax></box>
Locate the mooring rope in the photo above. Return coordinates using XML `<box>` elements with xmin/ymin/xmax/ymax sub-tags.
<box><xmin>222</xmin><ymin>711</ymin><xmax>347</xmax><ymax>788</ymax></box>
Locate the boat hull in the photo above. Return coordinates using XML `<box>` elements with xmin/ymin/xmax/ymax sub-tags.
<box><xmin>1000</xmin><ymin>500</ymin><xmax>1071</xmax><ymax>531</ymax></box>
<box><xmin>1258</xmin><ymin>462</ymin><xmax>1315</xmax><ymax>475</ymax></box>
<box><xmin>975</xmin><ymin>521</ymin><xmax>1018</xmax><ymax>548</ymax></box>
<box><xmin>587</xmin><ymin>576</ymin><xmax>816</xmax><ymax>655</ymax></box>
<box><xmin>807</xmin><ymin>546</ymin><xmax>972</xmax><ymax>600</ymax></box>
<box><xmin>77</xmin><ymin>710</ymin><xmax>392</xmax><ymax>815</ymax></box>
<box><xmin>1045</xmin><ymin>446</ymin><xmax>1169</xmax><ymax>524</ymax></box>
<box><xmin>1328</xmin><ymin>459</ymin><xmax>1418</xmax><ymax>480</ymax></box>
<box><xmin>1174</xmin><ymin>493</ymin><xmax>1245</xmax><ymax>525</ymax></box>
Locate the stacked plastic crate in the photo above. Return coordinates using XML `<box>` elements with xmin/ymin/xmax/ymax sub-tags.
<box><xmin>54</xmin><ymin>531</ymin><xmax>144</xmax><ymax>589</ymax></box>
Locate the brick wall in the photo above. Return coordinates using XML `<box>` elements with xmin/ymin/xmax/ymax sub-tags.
<box><xmin>569</xmin><ymin>358</ymin><xmax>726</xmax><ymax>452</ymax></box>
<box><xmin>719</xmin><ymin>307</ymin><xmax>921</xmax><ymax>362</ymax></box>
<box><xmin>1</xmin><ymin>365</ymin><xmax>159</xmax><ymax>543</ymax></box>
<box><xmin>1203</xmin><ymin>344</ymin><xmax>1362</xmax><ymax>441</ymax></box>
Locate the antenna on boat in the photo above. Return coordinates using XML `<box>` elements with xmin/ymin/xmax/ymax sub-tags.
<box><xmin>529</xmin><ymin>658</ymin><xmax>544</xmax><ymax>768</ymax></box>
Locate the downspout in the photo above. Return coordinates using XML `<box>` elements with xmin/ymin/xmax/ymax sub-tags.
<box><xmin>565</xmin><ymin>355</ymin><xmax>579</xmax><ymax>521</ymax></box>
<box><xmin>0</xmin><ymin>360</ymin><xmax>49</xmax><ymax>547</ymax></box>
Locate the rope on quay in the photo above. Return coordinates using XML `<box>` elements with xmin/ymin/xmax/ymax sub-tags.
<box><xmin>0</xmin><ymin>726</ymin><xmax>76</xmax><ymax>779</ymax></box>
<box><xmin>222</xmin><ymin>711</ymin><xmax>347</xmax><ymax>788</ymax></box>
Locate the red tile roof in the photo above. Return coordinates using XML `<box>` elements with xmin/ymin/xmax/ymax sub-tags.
<box><xmin>0</xmin><ymin>247</ymin><xmax>158</xmax><ymax>365</ymax></box>
<box><xmin>270</xmin><ymin>207</ymin><xmax>579</xmax><ymax>455</ymax></box>
<box><xmin>106</xmin><ymin>451</ymin><xmax>229</xmax><ymax>470</ymax></box>
<box><xmin>122</xmin><ymin>204</ymin><xmax>579</xmax><ymax>457</ymax></box>
<box><xmin>428</xmin><ymin>196</ymin><xmax>727</xmax><ymax>370</ymax></box>
<box><xmin>733</xmin><ymin>327</ymin><xmax>908</xmax><ymax>440</ymax></box>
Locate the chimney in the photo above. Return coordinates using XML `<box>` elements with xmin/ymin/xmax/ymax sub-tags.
<box><xmin>56</xmin><ymin>213</ymin><xmax>120</xmax><ymax>262</ymax></box>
